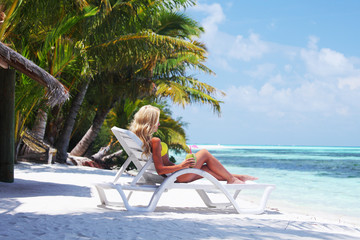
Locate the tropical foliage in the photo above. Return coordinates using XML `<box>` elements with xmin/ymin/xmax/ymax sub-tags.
<box><xmin>1</xmin><ymin>0</ymin><xmax>224</xmax><ymax>165</ymax></box>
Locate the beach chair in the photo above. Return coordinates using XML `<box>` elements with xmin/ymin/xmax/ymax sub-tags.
<box><xmin>94</xmin><ymin>127</ymin><xmax>276</xmax><ymax>214</ymax></box>
<box><xmin>19</xmin><ymin>129</ymin><xmax>57</xmax><ymax>164</ymax></box>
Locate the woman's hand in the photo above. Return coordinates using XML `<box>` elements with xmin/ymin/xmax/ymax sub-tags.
<box><xmin>180</xmin><ymin>158</ymin><xmax>196</xmax><ymax>168</ymax></box>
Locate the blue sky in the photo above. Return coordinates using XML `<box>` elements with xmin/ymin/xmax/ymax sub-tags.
<box><xmin>172</xmin><ymin>0</ymin><xmax>360</xmax><ymax>147</ymax></box>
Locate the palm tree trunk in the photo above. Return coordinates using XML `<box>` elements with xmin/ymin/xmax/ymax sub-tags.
<box><xmin>32</xmin><ymin>108</ymin><xmax>47</xmax><ymax>140</ymax></box>
<box><xmin>69</xmin><ymin>103</ymin><xmax>114</xmax><ymax>156</ymax></box>
<box><xmin>55</xmin><ymin>81</ymin><xmax>90</xmax><ymax>163</ymax></box>
<box><xmin>21</xmin><ymin>107</ymin><xmax>48</xmax><ymax>156</ymax></box>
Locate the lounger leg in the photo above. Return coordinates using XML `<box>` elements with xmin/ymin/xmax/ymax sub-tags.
<box><xmin>94</xmin><ymin>184</ymin><xmax>129</xmax><ymax>207</ymax></box>
<box><xmin>114</xmin><ymin>178</ymin><xmax>177</xmax><ymax>212</ymax></box>
<box><xmin>232</xmin><ymin>186</ymin><xmax>275</xmax><ymax>214</ymax></box>
<box><xmin>94</xmin><ymin>185</ymin><xmax>109</xmax><ymax>205</ymax></box>
<box><xmin>196</xmin><ymin>189</ymin><xmax>215</xmax><ymax>208</ymax></box>
<box><xmin>196</xmin><ymin>189</ymin><xmax>233</xmax><ymax>208</ymax></box>
<box><xmin>256</xmin><ymin>186</ymin><xmax>275</xmax><ymax>214</ymax></box>
<box><xmin>233</xmin><ymin>190</ymin><xmax>241</xmax><ymax>199</ymax></box>
<box><xmin>112</xmin><ymin>185</ymin><xmax>160</xmax><ymax>212</ymax></box>
<box><xmin>47</xmin><ymin>152</ymin><xmax>52</xmax><ymax>164</ymax></box>
<box><xmin>127</xmin><ymin>191</ymin><xmax>133</xmax><ymax>201</ymax></box>
<box><xmin>197</xmin><ymin>186</ymin><xmax>274</xmax><ymax>214</ymax></box>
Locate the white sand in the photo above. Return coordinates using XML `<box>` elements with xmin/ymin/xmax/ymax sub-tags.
<box><xmin>0</xmin><ymin>162</ymin><xmax>359</xmax><ymax>240</ymax></box>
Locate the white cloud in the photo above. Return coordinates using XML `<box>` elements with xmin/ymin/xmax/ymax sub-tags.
<box><xmin>192</xmin><ymin>6</ymin><xmax>360</xmax><ymax>121</ymax></box>
<box><xmin>301</xmin><ymin>38</ymin><xmax>355</xmax><ymax>77</ymax></box>
<box><xmin>245</xmin><ymin>63</ymin><xmax>276</xmax><ymax>78</ymax></box>
<box><xmin>225</xmin><ymin>80</ymin><xmax>347</xmax><ymax>118</ymax></box>
<box><xmin>269</xmin><ymin>74</ymin><xmax>284</xmax><ymax>84</ymax></box>
<box><xmin>228</xmin><ymin>33</ymin><xmax>269</xmax><ymax>61</ymax></box>
<box><xmin>193</xmin><ymin>3</ymin><xmax>225</xmax><ymax>37</ymax></box>
<box><xmin>192</xmin><ymin>3</ymin><xmax>232</xmax><ymax>57</ymax></box>
<box><xmin>193</xmin><ymin>3</ymin><xmax>269</xmax><ymax>62</ymax></box>
<box><xmin>222</xmin><ymin>36</ymin><xmax>360</xmax><ymax>119</ymax></box>
<box><xmin>259</xmin><ymin>83</ymin><xmax>276</xmax><ymax>96</ymax></box>
<box><xmin>307</xmin><ymin>36</ymin><xmax>319</xmax><ymax>50</ymax></box>
<box><xmin>338</xmin><ymin>75</ymin><xmax>360</xmax><ymax>90</ymax></box>
<box><xmin>214</xmin><ymin>57</ymin><xmax>237</xmax><ymax>72</ymax></box>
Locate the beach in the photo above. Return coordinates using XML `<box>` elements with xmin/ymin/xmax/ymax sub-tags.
<box><xmin>1</xmin><ymin>162</ymin><xmax>359</xmax><ymax>240</ymax></box>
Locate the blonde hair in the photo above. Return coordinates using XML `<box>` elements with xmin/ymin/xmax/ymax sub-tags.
<box><xmin>129</xmin><ymin>105</ymin><xmax>160</xmax><ymax>156</ymax></box>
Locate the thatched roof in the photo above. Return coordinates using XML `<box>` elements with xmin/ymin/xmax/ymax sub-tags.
<box><xmin>0</xmin><ymin>41</ymin><xmax>69</xmax><ymax>106</ymax></box>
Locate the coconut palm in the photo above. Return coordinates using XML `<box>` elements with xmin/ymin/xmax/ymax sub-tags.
<box><xmin>2</xmin><ymin>0</ymin><xmax>97</xmax><ymax>148</ymax></box>
<box><xmin>56</xmin><ymin>0</ymin><xmax>169</xmax><ymax>160</ymax></box>
<box><xmin>68</xmin><ymin>0</ymin><xmax>211</xmax><ymax>157</ymax></box>
<box><xmin>20</xmin><ymin>5</ymin><xmax>97</xmax><ymax>141</ymax></box>
<box><xmin>0</xmin><ymin>1</ymin><xmax>90</xmax><ymax>159</ymax></box>
<box><xmin>5</xmin><ymin>0</ymin><xmax>223</xmax><ymax>163</ymax></box>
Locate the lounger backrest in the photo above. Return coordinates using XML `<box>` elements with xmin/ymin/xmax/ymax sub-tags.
<box><xmin>111</xmin><ymin>127</ymin><xmax>165</xmax><ymax>185</ymax></box>
<box><xmin>112</xmin><ymin>127</ymin><xmax>145</xmax><ymax>160</ymax></box>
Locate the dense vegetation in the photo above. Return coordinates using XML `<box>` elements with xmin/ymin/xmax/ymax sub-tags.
<box><xmin>1</xmin><ymin>0</ymin><xmax>223</xmax><ymax>166</ymax></box>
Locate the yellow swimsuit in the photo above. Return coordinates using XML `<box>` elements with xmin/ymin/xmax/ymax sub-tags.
<box><xmin>160</xmin><ymin>142</ymin><xmax>171</xmax><ymax>178</ymax></box>
<box><xmin>160</xmin><ymin>142</ymin><xmax>168</xmax><ymax>156</ymax></box>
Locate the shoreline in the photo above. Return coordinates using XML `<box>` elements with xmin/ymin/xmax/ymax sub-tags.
<box><xmin>193</xmin><ymin>144</ymin><xmax>360</xmax><ymax>149</ymax></box>
<box><xmin>1</xmin><ymin>162</ymin><xmax>359</xmax><ymax>240</ymax></box>
<box><xmin>264</xmin><ymin>198</ymin><xmax>360</xmax><ymax>227</ymax></box>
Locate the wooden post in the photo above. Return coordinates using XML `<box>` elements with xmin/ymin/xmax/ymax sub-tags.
<box><xmin>0</xmin><ymin>68</ymin><xmax>15</xmax><ymax>182</ymax></box>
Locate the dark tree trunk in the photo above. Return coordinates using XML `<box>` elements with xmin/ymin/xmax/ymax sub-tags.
<box><xmin>55</xmin><ymin>81</ymin><xmax>90</xmax><ymax>163</ymax></box>
<box><xmin>0</xmin><ymin>69</ymin><xmax>15</xmax><ymax>182</ymax></box>
<box><xmin>70</xmin><ymin>103</ymin><xmax>114</xmax><ymax>156</ymax></box>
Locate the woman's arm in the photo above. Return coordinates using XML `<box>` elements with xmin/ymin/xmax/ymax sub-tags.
<box><xmin>151</xmin><ymin>137</ymin><xmax>194</xmax><ymax>175</ymax></box>
<box><xmin>162</xmin><ymin>154</ymin><xmax>175</xmax><ymax>166</ymax></box>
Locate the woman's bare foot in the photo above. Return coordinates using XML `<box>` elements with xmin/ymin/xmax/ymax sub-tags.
<box><xmin>233</xmin><ymin>174</ymin><xmax>258</xmax><ymax>182</ymax></box>
<box><xmin>227</xmin><ymin>177</ymin><xmax>245</xmax><ymax>184</ymax></box>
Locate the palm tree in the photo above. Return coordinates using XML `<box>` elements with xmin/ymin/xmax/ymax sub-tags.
<box><xmin>57</xmin><ymin>0</ymin><xmax>170</xmax><ymax>160</ymax></box>
<box><xmin>148</xmin><ymin>10</ymin><xmax>224</xmax><ymax>114</ymax></box>
<box><xmin>68</xmin><ymin>0</ymin><xmax>210</xmax><ymax>157</ymax></box>
<box><xmin>21</xmin><ymin>4</ymin><xmax>97</xmax><ymax>142</ymax></box>
<box><xmin>5</xmin><ymin>0</ymin><xmax>223</xmax><ymax>163</ymax></box>
<box><xmin>3</xmin><ymin>0</ymin><xmax>97</xmax><ymax>150</ymax></box>
<box><xmin>55</xmin><ymin>80</ymin><xmax>91</xmax><ymax>162</ymax></box>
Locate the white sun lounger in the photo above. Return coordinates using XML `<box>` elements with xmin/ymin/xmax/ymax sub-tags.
<box><xmin>94</xmin><ymin>127</ymin><xmax>276</xmax><ymax>214</ymax></box>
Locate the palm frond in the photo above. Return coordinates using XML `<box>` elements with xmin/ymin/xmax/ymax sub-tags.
<box><xmin>156</xmin><ymin>11</ymin><xmax>203</xmax><ymax>39</ymax></box>
<box><xmin>155</xmin><ymin>78</ymin><xmax>224</xmax><ymax>115</ymax></box>
<box><xmin>39</xmin><ymin>6</ymin><xmax>98</xmax><ymax>60</ymax></box>
<box><xmin>0</xmin><ymin>0</ymin><xmax>21</xmax><ymax>41</ymax></box>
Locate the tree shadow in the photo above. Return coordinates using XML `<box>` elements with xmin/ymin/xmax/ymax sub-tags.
<box><xmin>0</xmin><ymin>178</ymin><xmax>91</xmax><ymax>198</ymax></box>
<box><xmin>0</xmin><ymin>199</ymin><xmax>21</xmax><ymax>215</ymax></box>
<box><xmin>0</xmin><ymin>210</ymin><xmax>359</xmax><ymax>240</ymax></box>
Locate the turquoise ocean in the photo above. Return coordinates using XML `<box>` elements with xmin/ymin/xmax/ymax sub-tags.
<box><xmin>172</xmin><ymin>145</ymin><xmax>360</xmax><ymax>220</ymax></box>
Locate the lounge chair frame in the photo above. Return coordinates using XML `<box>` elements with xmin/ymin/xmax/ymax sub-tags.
<box><xmin>19</xmin><ymin>129</ymin><xmax>57</xmax><ymax>164</ymax></box>
<box><xmin>94</xmin><ymin>127</ymin><xmax>275</xmax><ymax>214</ymax></box>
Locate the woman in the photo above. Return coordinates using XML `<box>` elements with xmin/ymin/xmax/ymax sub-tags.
<box><xmin>130</xmin><ymin>105</ymin><xmax>258</xmax><ymax>184</ymax></box>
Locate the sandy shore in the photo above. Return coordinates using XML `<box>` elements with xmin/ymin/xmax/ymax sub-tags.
<box><xmin>0</xmin><ymin>162</ymin><xmax>359</xmax><ymax>240</ymax></box>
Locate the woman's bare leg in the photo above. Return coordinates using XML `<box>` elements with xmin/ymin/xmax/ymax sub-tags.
<box><xmin>195</xmin><ymin>167</ymin><xmax>257</xmax><ymax>183</ymax></box>
<box><xmin>233</xmin><ymin>174</ymin><xmax>258</xmax><ymax>181</ymax></box>
<box><xmin>176</xmin><ymin>149</ymin><xmax>243</xmax><ymax>184</ymax></box>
